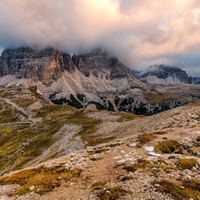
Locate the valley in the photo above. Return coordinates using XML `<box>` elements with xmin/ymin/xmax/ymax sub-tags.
<box><xmin>0</xmin><ymin>48</ymin><xmax>199</xmax><ymax>200</ymax></box>
<box><xmin>0</xmin><ymin>85</ymin><xmax>199</xmax><ymax>200</ymax></box>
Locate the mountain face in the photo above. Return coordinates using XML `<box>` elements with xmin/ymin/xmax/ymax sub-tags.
<box><xmin>0</xmin><ymin>47</ymin><xmax>64</xmax><ymax>85</ymax></box>
<box><xmin>0</xmin><ymin>47</ymin><xmax>129</xmax><ymax>84</ymax></box>
<box><xmin>0</xmin><ymin>48</ymin><xmax>200</xmax><ymax>115</ymax></box>
<box><xmin>138</xmin><ymin>64</ymin><xmax>192</xmax><ymax>84</ymax></box>
<box><xmin>0</xmin><ymin>47</ymin><xmax>149</xmax><ymax>113</ymax></box>
<box><xmin>192</xmin><ymin>77</ymin><xmax>200</xmax><ymax>84</ymax></box>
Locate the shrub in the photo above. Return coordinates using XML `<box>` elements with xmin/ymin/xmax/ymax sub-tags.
<box><xmin>156</xmin><ymin>180</ymin><xmax>189</xmax><ymax>199</ymax></box>
<box><xmin>0</xmin><ymin>166</ymin><xmax>81</xmax><ymax>195</ymax></box>
<box><xmin>177</xmin><ymin>158</ymin><xmax>197</xmax><ymax>170</ymax></box>
<box><xmin>154</xmin><ymin>140</ymin><xmax>180</xmax><ymax>154</ymax></box>
<box><xmin>92</xmin><ymin>181</ymin><xmax>107</xmax><ymax>190</ymax></box>
<box><xmin>154</xmin><ymin>180</ymin><xmax>200</xmax><ymax>200</ymax></box>
<box><xmin>137</xmin><ymin>134</ymin><xmax>156</xmax><ymax>144</ymax></box>
<box><xmin>97</xmin><ymin>185</ymin><xmax>127</xmax><ymax>200</ymax></box>
<box><xmin>123</xmin><ymin>159</ymin><xmax>152</xmax><ymax>173</ymax></box>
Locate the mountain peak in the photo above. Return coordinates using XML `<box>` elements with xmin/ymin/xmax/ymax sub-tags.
<box><xmin>139</xmin><ymin>64</ymin><xmax>191</xmax><ymax>84</ymax></box>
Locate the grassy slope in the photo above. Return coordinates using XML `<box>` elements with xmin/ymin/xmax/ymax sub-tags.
<box><xmin>2</xmin><ymin>86</ymin><xmax>139</xmax><ymax>174</ymax></box>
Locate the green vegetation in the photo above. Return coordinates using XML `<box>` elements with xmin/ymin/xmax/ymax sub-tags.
<box><xmin>0</xmin><ymin>103</ymin><xmax>19</xmax><ymax>123</ymax></box>
<box><xmin>15</xmin><ymin>98</ymin><xmax>37</xmax><ymax>108</ymax></box>
<box><xmin>155</xmin><ymin>180</ymin><xmax>200</xmax><ymax>200</ymax></box>
<box><xmin>117</xmin><ymin>175</ymin><xmax>133</xmax><ymax>182</ymax></box>
<box><xmin>183</xmin><ymin>179</ymin><xmax>200</xmax><ymax>191</ymax></box>
<box><xmin>92</xmin><ymin>181</ymin><xmax>107</xmax><ymax>190</ymax></box>
<box><xmin>143</xmin><ymin>91</ymin><xmax>180</xmax><ymax>105</ymax></box>
<box><xmin>153</xmin><ymin>131</ymin><xmax>168</xmax><ymax>135</ymax></box>
<box><xmin>95</xmin><ymin>185</ymin><xmax>128</xmax><ymax>200</ymax></box>
<box><xmin>160</xmin><ymin>164</ymin><xmax>175</xmax><ymax>173</ymax></box>
<box><xmin>0</xmin><ymin>102</ymin><xmax>102</xmax><ymax>174</ymax></box>
<box><xmin>177</xmin><ymin>158</ymin><xmax>197</xmax><ymax>170</ymax></box>
<box><xmin>137</xmin><ymin>133</ymin><xmax>157</xmax><ymax>144</ymax></box>
<box><xmin>123</xmin><ymin>159</ymin><xmax>152</xmax><ymax>173</ymax></box>
<box><xmin>112</xmin><ymin>111</ymin><xmax>143</xmax><ymax>122</ymax></box>
<box><xmin>154</xmin><ymin>140</ymin><xmax>180</xmax><ymax>154</ymax></box>
<box><xmin>0</xmin><ymin>165</ymin><xmax>81</xmax><ymax>195</ymax></box>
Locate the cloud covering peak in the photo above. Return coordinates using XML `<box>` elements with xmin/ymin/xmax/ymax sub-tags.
<box><xmin>0</xmin><ymin>0</ymin><xmax>200</xmax><ymax>74</ymax></box>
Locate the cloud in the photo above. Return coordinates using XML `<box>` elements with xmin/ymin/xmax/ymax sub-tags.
<box><xmin>0</xmin><ymin>0</ymin><xmax>200</xmax><ymax>73</ymax></box>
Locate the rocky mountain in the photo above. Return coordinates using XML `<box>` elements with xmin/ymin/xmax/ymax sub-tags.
<box><xmin>1</xmin><ymin>48</ymin><xmax>200</xmax><ymax>115</ymax></box>
<box><xmin>192</xmin><ymin>77</ymin><xmax>200</xmax><ymax>84</ymax></box>
<box><xmin>0</xmin><ymin>47</ymin><xmax>150</xmax><ymax>113</ymax></box>
<box><xmin>0</xmin><ymin>47</ymin><xmax>130</xmax><ymax>85</ymax></box>
<box><xmin>137</xmin><ymin>64</ymin><xmax>192</xmax><ymax>84</ymax></box>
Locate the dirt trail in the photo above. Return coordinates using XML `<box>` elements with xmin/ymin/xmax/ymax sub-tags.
<box><xmin>0</xmin><ymin>97</ymin><xmax>33</xmax><ymax>122</ymax></box>
<box><xmin>35</xmin><ymin>149</ymin><xmax>127</xmax><ymax>200</ymax></box>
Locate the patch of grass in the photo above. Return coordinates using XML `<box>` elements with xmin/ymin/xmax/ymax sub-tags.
<box><xmin>92</xmin><ymin>181</ymin><xmax>107</xmax><ymax>190</ymax></box>
<box><xmin>183</xmin><ymin>179</ymin><xmax>200</xmax><ymax>191</ymax></box>
<box><xmin>154</xmin><ymin>140</ymin><xmax>181</xmax><ymax>154</ymax></box>
<box><xmin>143</xmin><ymin>91</ymin><xmax>179</xmax><ymax>105</ymax></box>
<box><xmin>97</xmin><ymin>185</ymin><xmax>128</xmax><ymax>200</ymax></box>
<box><xmin>160</xmin><ymin>164</ymin><xmax>175</xmax><ymax>173</ymax></box>
<box><xmin>153</xmin><ymin>131</ymin><xmax>168</xmax><ymax>135</ymax></box>
<box><xmin>0</xmin><ymin>166</ymin><xmax>81</xmax><ymax>195</ymax></box>
<box><xmin>154</xmin><ymin>180</ymin><xmax>200</xmax><ymax>200</ymax></box>
<box><xmin>115</xmin><ymin>112</ymin><xmax>143</xmax><ymax>122</ymax></box>
<box><xmin>137</xmin><ymin>133</ymin><xmax>157</xmax><ymax>144</ymax></box>
<box><xmin>0</xmin><ymin>104</ymin><xmax>102</xmax><ymax>174</ymax></box>
<box><xmin>36</xmin><ymin>107</ymin><xmax>102</xmax><ymax>146</ymax></box>
<box><xmin>177</xmin><ymin>158</ymin><xmax>197</xmax><ymax>170</ymax></box>
<box><xmin>15</xmin><ymin>98</ymin><xmax>37</xmax><ymax>108</ymax></box>
<box><xmin>123</xmin><ymin>159</ymin><xmax>153</xmax><ymax>173</ymax></box>
<box><xmin>117</xmin><ymin>175</ymin><xmax>132</xmax><ymax>182</ymax></box>
<box><xmin>0</xmin><ymin>104</ymin><xmax>20</xmax><ymax>123</ymax></box>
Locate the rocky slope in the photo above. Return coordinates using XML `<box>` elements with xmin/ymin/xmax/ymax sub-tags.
<box><xmin>0</xmin><ymin>48</ymin><xmax>200</xmax><ymax>200</ymax></box>
<box><xmin>0</xmin><ymin>87</ymin><xmax>199</xmax><ymax>200</ymax></box>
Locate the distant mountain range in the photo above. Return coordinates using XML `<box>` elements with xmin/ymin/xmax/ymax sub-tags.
<box><xmin>131</xmin><ymin>64</ymin><xmax>197</xmax><ymax>84</ymax></box>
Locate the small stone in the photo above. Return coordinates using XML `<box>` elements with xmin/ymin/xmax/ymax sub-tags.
<box><xmin>154</xmin><ymin>184</ymin><xmax>160</xmax><ymax>187</ymax></box>
<box><xmin>29</xmin><ymin>186</ymin><xmax>35</xmax><ymax>191</ymax></box>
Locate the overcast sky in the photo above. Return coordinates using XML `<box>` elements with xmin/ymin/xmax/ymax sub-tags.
<box><xmin>0</xmin><ymin>0</ymin><xmax>200</xmax><ymax>75</ymax></box>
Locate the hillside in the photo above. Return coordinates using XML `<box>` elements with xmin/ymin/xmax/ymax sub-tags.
<box><xmin>0</xmin><ymin>86</ymin><xmax>200</xmax><ymax>200</ymax></box>
<box><xmin>0</xmin><ymin>48</ymin><xmax>200</xmax><ymax>200</ymax></box>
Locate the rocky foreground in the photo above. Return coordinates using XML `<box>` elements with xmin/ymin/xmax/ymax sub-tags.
<box><xmin>0</xmin><ymin>129</ymin><xmax>199</xmax><ymax>200</ymax></box>
<box><xmin>0</xmin><ymin>87</ymin><xmax>200</xmax><ymax>199</ymax></box>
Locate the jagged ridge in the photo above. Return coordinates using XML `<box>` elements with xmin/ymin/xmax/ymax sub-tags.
<box><xmin>139</xmin><ymin>64</ymin><xmax>192</xmax><ymax>84</ymax></box>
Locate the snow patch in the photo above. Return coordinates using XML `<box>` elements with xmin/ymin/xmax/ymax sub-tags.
<box><xmin>143</xmin><ymin>146</ymin><xmax>161</xmax><ymax>157</ymax></box>
<box><xmin>129</xmin><ymin>143</ymin><xmax>137</xmax><ymax>147</ymax></box>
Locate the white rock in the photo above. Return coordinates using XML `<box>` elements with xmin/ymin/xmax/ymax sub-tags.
<box><xmin>29</xmin><ymin>186</ymin><xmax>35</xmax><ymax>191</ymax></box>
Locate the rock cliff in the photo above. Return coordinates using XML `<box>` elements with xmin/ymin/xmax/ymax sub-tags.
<box><xmin>0</xmin><ymin>47</ymin><xmax>129</xmax><ymax>85</ymax></box>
